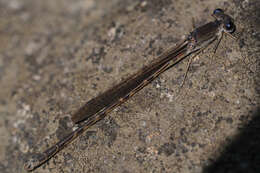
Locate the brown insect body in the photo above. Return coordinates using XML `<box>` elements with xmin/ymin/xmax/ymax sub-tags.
<box><xmin>24</xmin><ymin>9</ymin><xmax>236</xmax><ymax>171</ymax></box>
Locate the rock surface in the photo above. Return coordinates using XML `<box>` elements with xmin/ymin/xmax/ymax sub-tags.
<box><xmin>0</xmin><ymin>0</ymin><xmax>259</xmax><ymax>172</ymax></box>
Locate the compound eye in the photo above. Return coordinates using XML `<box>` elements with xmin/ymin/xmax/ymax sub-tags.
<box><xmin>224</xmin><ymin>21</ymin><xmax>236</xmax><ymax>33</ymax></box>
<box><xmin>213</xmin><ymin>8</ymin><xmax>224</xmax><ymax>15</ymax></box>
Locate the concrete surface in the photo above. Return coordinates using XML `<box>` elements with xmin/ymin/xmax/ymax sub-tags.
<box><xmin>0</xmin><ymin>0</ymin><xmax>259</xmax><ymax>173</ymax></box>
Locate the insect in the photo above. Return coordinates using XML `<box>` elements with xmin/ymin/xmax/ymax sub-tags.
<box><xmin>24</xmin><ymin>8</ymin><xmax>236</xmax><ymax>171</ymax></box>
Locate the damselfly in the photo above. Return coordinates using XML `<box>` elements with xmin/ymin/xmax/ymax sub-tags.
<box><xmin>24</xmin><ymin>9</ymin><xmax>236</xmax><ymax>171</ymax></box>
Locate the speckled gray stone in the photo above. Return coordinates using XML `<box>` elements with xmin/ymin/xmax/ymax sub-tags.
<box><xmin>0</xmin><ymin>0</ymin><xmax>259</xmax><ymax>173</ymax></box>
